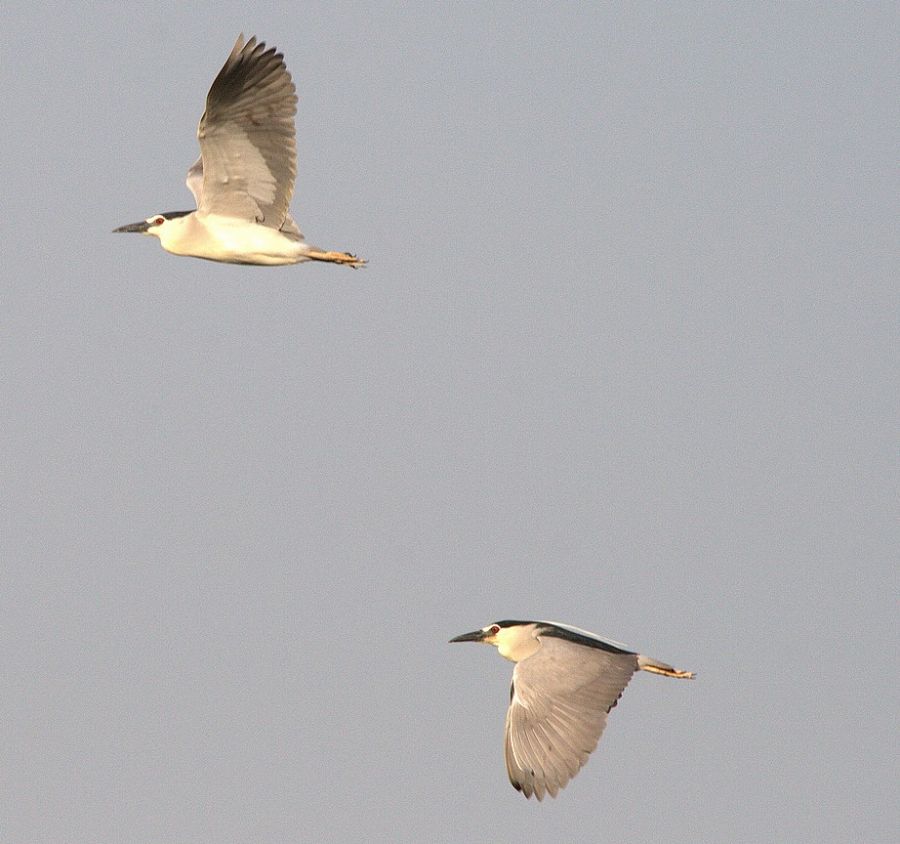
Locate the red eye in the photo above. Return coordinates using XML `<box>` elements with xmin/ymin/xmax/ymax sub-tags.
<box><xmin>153</xmin><ymin>216</ymin><xmax>165</xmax><ymax>226</ymax></box>
<box><xmin>490</xmin><ymin>625</ymin><xmax>500</xmax><ymax>634</ymax></box>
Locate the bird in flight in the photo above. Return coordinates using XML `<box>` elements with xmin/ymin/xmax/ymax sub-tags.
<box><xmin>450</xmin><ymin>619</ymin><xmax>695</xmax><ymax>800</ymax></box>
<box><xmin>114</xmin><ymin>35</ymin><xmax>366</xmax><ymax>267</ymax></box>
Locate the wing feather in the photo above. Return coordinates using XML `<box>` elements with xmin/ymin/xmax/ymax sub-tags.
<box><xmin>503</xmin><ymin>635</ymin><xmax>638</xmax><ymax>799</ymax></box>
<box><xmin>193</xmin><ymin>35</ymin><xmax>298</xmax><ymax>227</ymax></box>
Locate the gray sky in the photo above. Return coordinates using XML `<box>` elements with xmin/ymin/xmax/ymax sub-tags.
<box><xmin>3</xmin><ymin>2</ymin><xmax>897</xmax><ymax>842</ymax></box>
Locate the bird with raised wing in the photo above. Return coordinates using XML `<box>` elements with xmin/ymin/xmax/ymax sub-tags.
<box><xmin>450</xmin><ymin>619</ymin><xmax>694</xmax><ymax>800</ymax></box>
<box><xmin>114</xmin><ymin>35</ymin><xmax>365</xmax><ymax>267</ymax></box>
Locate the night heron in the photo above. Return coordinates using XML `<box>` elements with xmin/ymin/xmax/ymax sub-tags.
<box><xmin>114</xmin><ymin>35</ymin><xmax>365</xmax><ymax>267</ymax></box>
<box><xmin>450</xmin><ymin>619</ymin><xmax>695</xmax><ymax>800</ymax></box>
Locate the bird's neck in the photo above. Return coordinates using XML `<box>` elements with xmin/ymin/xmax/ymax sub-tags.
<box><xmin>156</xmin><ymin>216</ymin><xmax>195</xmax><ymax>256</ymax></box>
<box><xmin>495</xmin><ymin>627</ymin><xmax>542</xmax><ymax>662</ymax></box>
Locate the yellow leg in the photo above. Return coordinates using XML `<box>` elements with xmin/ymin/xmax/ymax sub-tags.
<box><xmin>641</xmin><ymin>664</ymin><xmax>696</xmax><ymax>679</ymax></box>
<box><xmin>306</xmin><ymin>249</ymin><xmax>367</xmax><ymax>269</ymax></box>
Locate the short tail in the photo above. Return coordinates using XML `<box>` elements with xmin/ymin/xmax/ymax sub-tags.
<box><xmin>638</xmin><ymin>654</ymin><xmax>696</xmax><ymax>679</ymax></box>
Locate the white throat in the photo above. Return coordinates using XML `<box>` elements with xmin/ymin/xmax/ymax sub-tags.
<box><xmin>493</xmin><ymin>625</ymin><xmax>542</xmax><ymax>662</ymax></box>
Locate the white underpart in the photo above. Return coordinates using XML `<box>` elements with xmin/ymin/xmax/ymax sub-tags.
<box><xmin>154</xmin><ymin>214</ymin><xmax>310</xmax><ymax>266</ymax></box>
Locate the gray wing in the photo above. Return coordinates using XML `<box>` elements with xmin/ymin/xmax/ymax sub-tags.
<box><xmin>504</xmin><ymin>636</ymin><xmax>638</xmax><ymax>800</ymax></box>
<box><xmin>186</xmin><ymin>155</ymin><xmax>304</xmax><ymax>241</ymax></box>
<box><xmin>277</xmin><ymin>213</ymin><xmax>305</xmax><ymax>242</ymax></box>
<box><xmin>193</xmin><ymin>35</ymin><xmax>298</xmax><ymax>228</ymax></box>
<box><xmin>185</xmin><ymin>156</ymin><xmax>203</xmax><ymax>206</ymax></box>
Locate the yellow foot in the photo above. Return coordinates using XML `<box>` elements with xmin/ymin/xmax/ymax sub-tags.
<box><xmin>306</xmin><ymin>249</ymin><xmax>367</xmax><ymax>269</ymax></box>
<box><xmin>641</xmin><ymin>664</ymin><xmax>696</xmax><ymax>679</ymax></box>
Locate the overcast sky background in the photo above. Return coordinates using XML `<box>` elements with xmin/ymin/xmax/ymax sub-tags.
<box><xmin>3</xmin><ymin>2</ymin><xmax>897</xmax><ymax>842</ymax></box>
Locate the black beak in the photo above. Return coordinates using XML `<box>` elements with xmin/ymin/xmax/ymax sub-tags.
<box><xmin>113</xmin><ymin>220</ymin><xmax>150</xmax><ymax>233</ymax></box>
<box><xmin>449</xmin><ymin>629</ymin><xmax>486</xmax><ymax>644</ymax></box>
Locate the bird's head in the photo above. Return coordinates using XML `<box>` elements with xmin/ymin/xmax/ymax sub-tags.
<box><xmin>450</xmin><ymin>620</ymin><xmax>542</xmax><ymax>662</ymax></box>
<box><xmin>113</xmin><ymin>211</ymin><xmax>192</xmax><ymax>239</ymax></box>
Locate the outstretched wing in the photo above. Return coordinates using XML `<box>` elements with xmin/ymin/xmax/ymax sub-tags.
<box><xmin>504</xmin><ymin>636</ymin><xmax>638</xmax><ymax>800</ymax></box>
<box><xmin>192</xmin><ymin>35</ymin><xmax>297</xmax><ymax>228</ymax></box>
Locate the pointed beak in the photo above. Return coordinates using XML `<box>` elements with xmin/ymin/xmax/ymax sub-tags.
<box><xmin>113</xmin><ymin>220</ymin><xmax>150</xmax><ymax>234</ymax></box>
<box><xmin>449</xmin><ymin>629</ymin><xmax>486</xmax><ymax>644</ymax></box>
